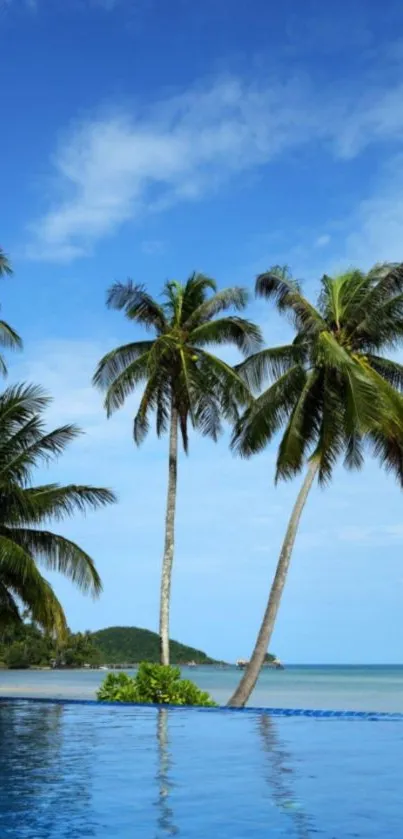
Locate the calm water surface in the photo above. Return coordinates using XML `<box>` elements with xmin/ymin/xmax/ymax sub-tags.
<box><xmin>0</xmin><ymin>700</ymin><xmax>401</xmax><ymax>838</ymax></box>
<box><xmin>1</xmin><ymin>665</ymin><xmax>403</xmax><ymax>711</ymax></box>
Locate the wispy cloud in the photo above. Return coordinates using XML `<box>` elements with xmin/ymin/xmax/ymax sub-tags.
<box><xmin>314</xmin><ymin>234</ymin><xmax>331</xmax><ymax>248</ymax></box>
<box><xmin>25</xmin><ymin>64</ymin><xmax>403</xmax><ymax>263</ymax></box>
<box><xmin>27</xmin><ymin>77</ymin><xmax>324</xmax><ymax>261</ymax></box>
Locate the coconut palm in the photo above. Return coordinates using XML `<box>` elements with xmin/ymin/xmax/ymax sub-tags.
<box><xmin>228</xmin><ymin>263</ymin><xmax>403</xmax><ymax>706</ymax></box>
<box><xmin>0</xmin><ymin>383</ymin><xmax>116</xmax><ymax>635</ymax></box>
<box><xmin>94</xmin><ymin>273</ymin><xmax>262</xmax><ymax>664</ymax></box>
<box><xmin>0</xmin><ymin>248</ymin><xmax>22</xmax><ymax>374</ymax></box>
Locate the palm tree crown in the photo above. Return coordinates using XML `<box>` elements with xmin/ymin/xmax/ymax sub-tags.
<box><xmin>233</xmin><ymin>263</ymin><xmax>403</xmax><ymax>484</ymax></box>
<box><xmin>0</xmin><ymin>384</ymin><xmax>116</xmax><ymax>634</ymax></box>
<box><xmin>94</xmin><ymin>273</ymin><xmax>262</xmax><ymax>446</ymax></box>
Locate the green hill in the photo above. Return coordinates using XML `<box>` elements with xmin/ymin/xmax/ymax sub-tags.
<box><xmin>92</xmin><ymin>626</ymin><xmax>218</xmax><ymax>665</ymax></box>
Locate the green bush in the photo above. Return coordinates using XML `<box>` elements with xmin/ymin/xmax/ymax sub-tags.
<box><xmin>5</xmin><ymin>643</ymin><xmax>30</xmax><ymax>669</ymax></box>
<box><xmin>97</xmin><ymin>662</ymin><xmax>216</xmax><ymax>706</ymax></box>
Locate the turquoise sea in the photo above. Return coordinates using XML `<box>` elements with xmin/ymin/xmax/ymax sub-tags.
<box><xmin>0</xmin><ymin>665</ymin><xmax>402</xmax><ymax>711</ymax></box>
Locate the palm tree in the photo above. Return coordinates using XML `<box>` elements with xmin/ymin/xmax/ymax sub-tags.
<box><xmin>94</xmin><ymin>273</ymin><xmax>262</xmax><ymax>664</ymax></box>
<box><xmin>228</xmin><ymin>263</ymin><xmax>403</xmax><ymax>706</ymax></box>
<box><xmin>0</xmin><ymin>250</ymin><xmax>12</xmax><ymax>277</ymax></box>
<box><xmin>0</xmin><ymin>383</ymin><xmax>116</xmax><ymax>635</ymax></box>
<box><xmin>0</xmin><ymin>248</ymin><xmax>22</xmax><ymax>374</ymax></box>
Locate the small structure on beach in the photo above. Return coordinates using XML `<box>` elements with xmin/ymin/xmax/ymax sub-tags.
<box><xmin>236</xmin><ymin>656</ymin><xmax>284</xmax><ymax>670</ymax></box>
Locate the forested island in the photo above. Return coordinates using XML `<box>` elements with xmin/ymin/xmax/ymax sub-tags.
<box><xmin>0</xmin><ymin>624</ymin><xmax>219</xmax><ymax>669</ymax></box>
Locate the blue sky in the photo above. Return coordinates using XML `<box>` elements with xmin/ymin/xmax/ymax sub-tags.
<box><xmin>1</xmin><ymin>0</ymin><xmax>403</xmax><ymax>663</ymax></box>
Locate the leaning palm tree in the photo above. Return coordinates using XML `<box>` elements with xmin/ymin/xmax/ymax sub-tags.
<box><xmin>229</xmin><ymin>263</ymin><xmax>403</xmax><ymax>706</ymax></box>
<box><xmin>0</xmin><ymin>248</ymin><xmax>22</xmax><ymax>374</ymax></box>
<box><xmin>94</xmin><ymin>273</ymin><xmax>262</xmax><ymax>664</ymax></box>
<box><xmin>0</xmin><ymin>383</ymin><xmax>116</xmax><ymax>635</ymax></box>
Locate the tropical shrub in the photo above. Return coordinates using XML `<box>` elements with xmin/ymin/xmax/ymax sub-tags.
<box><xmin>97</xmin><ymin>662</ymin><xmax>216</xmax><ymax>706</ymax></box>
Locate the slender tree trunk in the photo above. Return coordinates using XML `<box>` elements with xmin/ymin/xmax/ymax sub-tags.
<box><xmin>228</xmin><ymin>459</ymin><xmax>319</xmax><ymax>707</ymax></box>
<box><xmin>159</xmin><ymin>405</ymin><xmax>178</xmax><ymax>666</ymax></box>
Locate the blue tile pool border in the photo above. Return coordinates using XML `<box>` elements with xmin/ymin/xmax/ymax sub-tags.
<box><xmin>0</xmin><ymin>695</ymin><xmax>403</xmax><ymax>721</ymax></box>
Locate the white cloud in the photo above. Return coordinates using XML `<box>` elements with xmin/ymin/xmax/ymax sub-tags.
<box><xmin>25</xmin><ymin>66</ymin><xmax>403</xmax><ymax>263</ymax></box>
<box><xmin>28</xmin><ymin>77</ymin><xmax>326</xmax><ymax>260</ymax></box>
<box><xmin>314</xmin><ymin>234</ymin><xmax>331</xmax><ymax>248</ymax></box>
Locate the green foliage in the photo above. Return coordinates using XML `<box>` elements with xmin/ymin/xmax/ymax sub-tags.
<box><xmin>0</xmin><ymin>621</ymin><xmax>102</xmax><ymax>668</ymax></box>
<box><xmin>93</xmin><ymin>273</ymin><xmax>262</xmax><ymax>452</ymax></box>
<box><xmin>97</xmin><ymin>663</ymin><xmax>216</xmax><ymax>707</ymax></box>
<box><xmin>234</xmin><ymin>263</ymin><xmax>403</xmax><ymax>486</ymax></box>
<box><xmin>0</xmin><ymin>384</ymin><xmax>116</xmax><ymax>635</ymax></box>
<box><xmin>0</xmin><ymin>623</ymin><xmax>216</xmax><ymax>669</ymax></box>
<box><xmin>91</xmin><ymin>626</ymin><xmax>217</xmax><ymax>665</ymax></box>
<box><xmin>5</xmin><ymin>642</ymin><xmax>30</xmax><ymax>669</ymax></box>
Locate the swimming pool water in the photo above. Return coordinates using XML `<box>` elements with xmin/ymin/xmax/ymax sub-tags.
<box><xmin>0</xmin><ymin>700</ymin><xmax>401</xmax><ymax>837</ymax></box>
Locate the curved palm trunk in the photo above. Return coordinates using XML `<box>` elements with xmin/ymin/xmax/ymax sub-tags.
<box><xmin>159</xmin><ymin>406</ymin><xmax>178</xmax><ymax>665</ymax></box>
<box><xmin>228</xmin><ymin>459</ymin><xmax>319</xmax><ymax>707</ymax></box>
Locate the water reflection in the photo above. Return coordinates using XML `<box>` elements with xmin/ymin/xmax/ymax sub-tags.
<box><xmin>0</xmin><ymin>701</ymin><xmax>95</xmax><ymax>837</ymax></box>
<box><xmin>154</xmin><ymin>708</ymin><xmax>179</xmax><ymax>837</ymax></box>
<box><xmin>258</xmin><ymin>714</ymin><xmax>314</xmax><ymax>838</ymax></box>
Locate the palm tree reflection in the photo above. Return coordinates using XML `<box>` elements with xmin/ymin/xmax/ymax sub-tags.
<box><xmin>155</xmin><ymin>709</ymin><xmax>179</xmax><ymax>837</ymax></box>
<box><xmin>259</xmin><ymin>714</ymin><xmax>314</xmax><ymax>838</ymax></box>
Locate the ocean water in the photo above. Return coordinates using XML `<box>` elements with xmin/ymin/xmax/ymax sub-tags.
<box><xmin>0</xmin><ymin>665</ymin><xmax>402</xmax><ymax>712</ymax></box>
<box><xmin>0</xmin><ymin>700</ymin><xmax>402</xmax><ymax>838</ymax></box>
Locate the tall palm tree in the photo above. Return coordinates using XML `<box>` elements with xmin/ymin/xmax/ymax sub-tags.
<box><xmin>228</xmin><ymin>263</ymin><xmax>403</xmax><ymax>706</ymax></box>
<box><xmin>94</xmin><ymin>273</ymin><xmax>262</xmax><ymax>664</ymax></box>
<box><xmin>0</xmin><ymin>248</ymin><xmax>22</xmax><ymax>374</ymax></box>
<box><xmin>0</xmin><ymin>383</ymin><xmax>116</xmax><ymax>635</ymax></box>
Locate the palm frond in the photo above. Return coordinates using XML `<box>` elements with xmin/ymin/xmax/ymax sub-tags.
<box><xmin>190</xmin><ymin>317</ymin><xmax>262</xmax><ymax>356</ymax></box>
<box><xmin>235</xmin><ymin>343</ymin><xmax>306</xmax><ymax>392</ymax></box>
<box><xmin>0</xmin><ymin>321</ymin><xmax>22</xmax><ymax>350</ymax></box>
<box><xmin>0</xmin><ymin>583</ymin><xmax>21</xmax><ymax>628</ymax></box>
<box><xmin>9</xmin><ymin>484</ymin><xmax>117</xmax><ymax>525</ymax></box>
<box><xmin>256</xmin><ymin>267</ymin><xmax>326</xmax><ymax>335</ymax></box>
<box><xmin>275</xmin><ymin>371</ymin><xmax>322</xmax><ymax>481</ymax></box>
<box><xmin>0</xmin><ymin>536</ymin><xmax>67</xmax><ymax>637</ymax></box>
<box><xmin>352</xmin><ymin>293</ymin><xmax>403</xmax><ymax>351</ymax></box>
<box><xmin>231</xmin><ymin>366</ymin><xmax>307</xmax><ymax>457</ymax></box>
<box><xmin>366</xmin><ymin>355</ymin><xmax>403</xmax><ymax>391</ymax></box>
<box><xmin>183</xmin><ymin>287</ymin><xmax>248</xmax><ymax>330</ymax></box>
<box><xmin>0</xmin><ymin>384</ymin><xmax>51</xmax><ymax>437</ymax></box>
<box><xmin>311</xmin><ymin>374</ymin><xmax>346</xmax><ymax>484</ymax></box>
<box><xmin>93</xmin><ymin>341</ymin><xmax>154</xmax><ymax>390</ymax></box>
<box><xmin>133</xmin><ymin>374</ymin><xmax>161</xmax><ymax>446</ymax></box>
<box><xmin>107</xmin><ymin>281</ymin><xmax>167</xmax><ymax>333</ymax></box>
<box><xmin>0</xmin><ymin>424</ymin><xmax>82</xmax><ymax>484</ymax></box>
<box><xmin>369</xmin><ymin>428</ymin><xmax>403</xmax><ymax>486</ymax></box>
<box><xmin>0</xmin><ymin>249</ymin><xmax>12</xmax><ymax>276</ymax></box>
<box><xmin>181</xmin><ymin>273</ymin><xmax>217</xmax><ymax>323</ymax></box>
<box><xmin>102</xmin><ymin>352</ymin><xmax>152</xmax><ymax>416</ymax></box>
<box><xmin>196</xmin><ymin>349</ymin><xmax>252</xmax><ymax>416</ymax></box>
<box><xmin>4</xmin><ymin>528</ymin><xmax>102</xmax><ymax>596</ymax></box>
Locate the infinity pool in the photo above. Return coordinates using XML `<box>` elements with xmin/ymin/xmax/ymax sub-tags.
<box><xmin>0</xmin><ymin>700</ymin><xmax>401</xmax><ymax>838</ymax></box>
